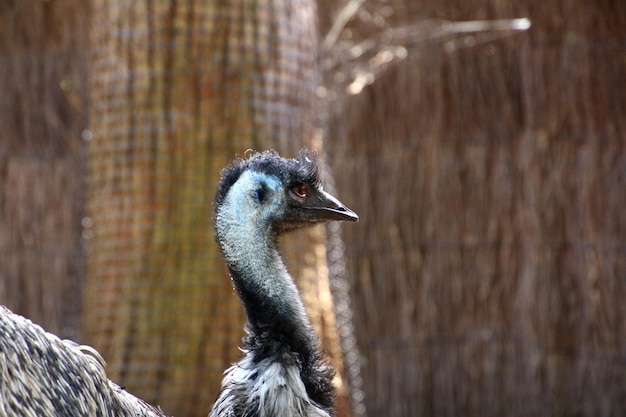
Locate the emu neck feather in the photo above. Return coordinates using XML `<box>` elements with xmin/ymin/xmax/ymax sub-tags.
<box><xmin>217</xmin><ymin>212</ymin><xmax>317</xmax><ymax>360</ymax></box>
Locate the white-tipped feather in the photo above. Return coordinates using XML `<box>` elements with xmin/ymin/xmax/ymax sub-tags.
<box><xmin>211</xmin><ymin>353</ymin><xmax>331</xmax><ymax>417</ymax></box>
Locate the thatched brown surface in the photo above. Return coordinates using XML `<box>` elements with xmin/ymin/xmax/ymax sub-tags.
<box><xmin>322</xmin><ymin>1</ymin><xmax>626</xmax><ymax>416</ymax></box>
<box><xmin>0</xmin><ymin>1</ymin><xmax>89</xmax><ymax>338</ymax></box>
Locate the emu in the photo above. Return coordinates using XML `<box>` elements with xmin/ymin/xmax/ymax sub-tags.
<box><xmin>0</xmin><ymin>305</ymin><xmax>163</xmax><ymax>416</ymax></box>
<box><xmin>210</xmin><ymin>150</ymin><xmax>358</xmax><ymax>417</ymax></box>
<box><xmin>0</xmin><ymin>150</ymin><xmax>357</xmax><ymax>417</ymax></box>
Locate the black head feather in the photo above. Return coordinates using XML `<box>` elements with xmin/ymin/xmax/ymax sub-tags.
<box><xmin>214</xmin><ymin>149</ymin><xmax>321</xmax><ymax>213</ymax></box>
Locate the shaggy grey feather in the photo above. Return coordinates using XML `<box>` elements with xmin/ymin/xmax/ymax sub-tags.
<box><xmin>0</xmin><ymin>306</ymin><xmax>164</xmax><ymax>417</ymax></box>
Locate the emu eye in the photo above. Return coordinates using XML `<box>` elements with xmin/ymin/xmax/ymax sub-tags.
<box><xmin>254</xmin><ymin>184</ymin><xmax>268</xmax><ymax>203</ymax></box>
<box><xmin>291</xmin><ymin>184</ymin><xmax>308</xmax><ymax>199</ymax></box>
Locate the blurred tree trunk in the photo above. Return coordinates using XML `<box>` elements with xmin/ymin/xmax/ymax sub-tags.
<box><xmin>84</xmin><ymin>1</ymin><xmax>349</xmax><ymax>416</ymax></box>
<box><xmin>320</xmin><ymin>0</ymin><xmax>626</xmax><ymax>416</ymax></box>
<box><xmin>0</xmin><ymin>1</ymin><xmax>89</xmax><ymax>338</ymax></box>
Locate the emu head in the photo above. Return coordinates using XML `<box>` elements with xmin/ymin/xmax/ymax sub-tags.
<box><xmin>215</xmin><ymin>150</ymin><xmax>358</xmax><ymax>237</ymax></box>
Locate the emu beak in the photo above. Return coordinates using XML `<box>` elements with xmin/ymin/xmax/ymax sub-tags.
<box><xmin>304</xmin><ymin>189</ymin><xmax>359</xmax><ymax>223</ymax></box>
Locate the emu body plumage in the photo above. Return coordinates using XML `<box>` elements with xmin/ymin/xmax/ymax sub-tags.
<box><xmin>210</xmin><ymin>150</ymin><xmax>358</xmax><ymax>417</ymax></box>
<box><xmin>0</xmin><ymin>306</ymin><xmax>163</xmax><ymax>416</ymax></box>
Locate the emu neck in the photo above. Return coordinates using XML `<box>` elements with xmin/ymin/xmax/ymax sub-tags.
<box><xmin>217</xmin><ymin>220</ymin><xmax>317</xmax><ymax>362</ymax></box>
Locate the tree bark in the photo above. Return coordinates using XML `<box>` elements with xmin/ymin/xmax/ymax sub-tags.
<box><xmin>84</xmin><ymin>1</ymin><xmax>348</xmax><ymax>416</ymax></box>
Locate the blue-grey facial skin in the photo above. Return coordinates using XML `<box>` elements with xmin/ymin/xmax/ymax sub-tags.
<box><xmin>212</xmin><ymin>151</ymin><xmax>357</xmax><ymax>417</ymax></box>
